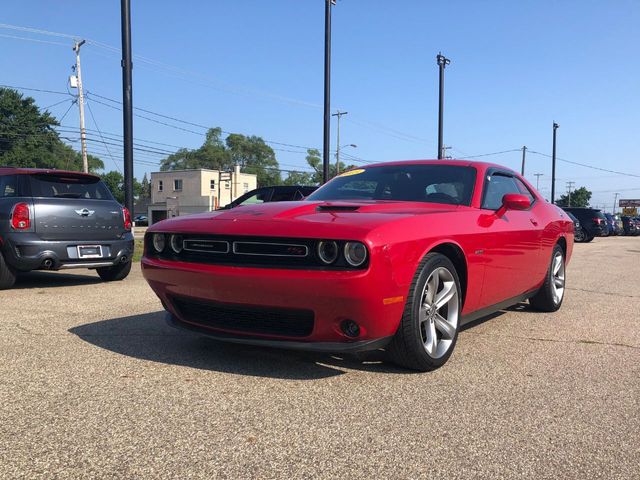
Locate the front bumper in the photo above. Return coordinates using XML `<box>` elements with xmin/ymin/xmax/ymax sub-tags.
<box><xmin>142</xmin><ymin>256</ymin><xmax>407</xmax><ymax>348</ymax></box>
<box><xmin>1</xmin><ymin>232</ymin><xmax>135</xmax><ymax>271</ymax></box>
<box><xmin>166</xmin><ymin>311</ymin><xmax>392</xmax><ymax>353</ymax></box>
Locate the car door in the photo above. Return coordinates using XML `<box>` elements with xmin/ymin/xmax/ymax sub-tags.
<box><xmin>477</xmin><ymin>171</ymin><xmax>543</xmax><ymax>307</ymax></box>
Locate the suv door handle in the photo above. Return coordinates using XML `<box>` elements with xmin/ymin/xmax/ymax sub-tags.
<box><xmin>530</xmin><ymin>218</ymin><xmax>538</xmax><ymax>226</ymax></box>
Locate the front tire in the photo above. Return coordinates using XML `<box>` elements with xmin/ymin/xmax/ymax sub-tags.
<box><xmin>387</xmin><ymin>253</ymin><xmax>461</xmax><ymax>371</ymax></box>
<box><xmin>529</xmin><ymin>244</ymin><xmax>565</xmax><ymax>312</ymax></box>
<box><xmin>0</xmin><ymin>252</ymin><xmax>17</xmax><ymax>290</ymax></box>
<box><xmin>96</xmin><ymin>260</ymin><xmax>132</xmax><ymax>282</ymax></box>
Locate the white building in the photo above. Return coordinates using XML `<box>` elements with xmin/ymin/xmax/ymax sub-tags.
<box><xmin>148</xmin><ymin>166</ymin><xmax>257</xmax><ymax>225</ymax></box>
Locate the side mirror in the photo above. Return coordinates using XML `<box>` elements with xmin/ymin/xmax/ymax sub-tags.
<box><xmin>496</xmin><ymin>193</ymin><xmax>531</xmax><ymax>216</ymax></box>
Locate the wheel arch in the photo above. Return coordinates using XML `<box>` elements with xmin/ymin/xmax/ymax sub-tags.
<box><xmin>427</xmin><ymin>242</ymin><xmax>468</xmax><ymax>308</ymax></box>
<box><xmin>556</xmin><ymin>235</ymin><xmax>567</xmax><ymax>256</ymax></box>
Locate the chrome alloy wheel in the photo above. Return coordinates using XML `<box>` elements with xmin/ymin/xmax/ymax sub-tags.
<box><xmin>551</xmin><ymin>251</ymin><xmax>565</xmax><ymax>304</ymax></box>
<box><xmin>419</xmin><ymin>267</ymin><xmax>459</xmax><ymax>359</ymax></box>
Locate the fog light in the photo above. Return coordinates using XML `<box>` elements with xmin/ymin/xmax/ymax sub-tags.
<box><xmin>340</xmin><ymin>319</ymin><xmax>360</xmax><ymax>338</ymax></box>
<box><xmin>152</xmin><ymin>233</ymin><xmax>166</xmax><ymax>253</ymax></box>
<box><xmin>170</xmin><ymin>234</ymin><xmax>183</xmax><ymax>254</ymax></box>
<box><xmin>344</xmin><ymin>241</ymin><xmax>367</xmax><ymax>267</ymax></box>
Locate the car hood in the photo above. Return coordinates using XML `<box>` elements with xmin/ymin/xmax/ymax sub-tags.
<box><xmin>148</xmin><ymin>200</ymin><xmax>462</xmax><ymax>239</ymax></box>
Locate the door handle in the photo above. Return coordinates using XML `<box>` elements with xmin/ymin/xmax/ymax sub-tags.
<box><xmin>530</xmin><ymin>218</ymin><xmax>538</xmax><ymax>226</ymax></box>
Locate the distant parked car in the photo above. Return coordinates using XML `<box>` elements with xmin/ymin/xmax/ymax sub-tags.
<box><xmin>134</xmin><ymin>215</ymin><xmax>148</xmax><ymax>226</ymax></box>
<box><xmin>565</xmin><ymin>211</ymin><xmax>583</xmax><ymax>241</ymax></box>
<box><xmin>563</xmin><ymin>207</ymin><xmax>608</xmax><ymax>242</ymax></box>
<box><xmin>0</xmin><ymin>167</ymin><xmax>134</xmax><ymax>289</ymax></box>
<box><xmin>614</xmin><ymin>214</ymin><xmax>624</xmax><ymax>235</ymax></box>
<box><xmin>621</xmin><ymin>216</ymin><xmax>639</xmax><ymax>236</ymax></box>
<box><xmin>221</xmin><ymin>185</ymin><xmax>318</xmax><ymax>209</ymax></box>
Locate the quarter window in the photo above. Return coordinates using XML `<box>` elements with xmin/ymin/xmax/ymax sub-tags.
<box><xmin>482</xmin><ymin>174</ymin><xmax>521</xmax><ymax>210</ymax></box>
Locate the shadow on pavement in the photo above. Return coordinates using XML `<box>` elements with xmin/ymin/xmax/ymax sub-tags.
<box><xmin>69</xmin><ymin>311</ymin><xmax>410</xmax><ymax>380</ymax></box>
<box><xmin>14</xmin><ymin>271</ymin><xmax>102</xmax><ymax>289</ymax></box>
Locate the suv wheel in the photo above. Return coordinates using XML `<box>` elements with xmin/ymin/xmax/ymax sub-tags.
<box><xmin>96</xmin><ymin>260</ymin><xmax>132</xmax><ymax>282</ymax></box>
<box><xmin>0</xmin><ymin>252</ymin><xmax>17</xmax><ymax>290</ymax></box>
<box><xmin>574</xmin><ymin>228</ymin><xmax>586</xmax><ymax>242</ymax></box>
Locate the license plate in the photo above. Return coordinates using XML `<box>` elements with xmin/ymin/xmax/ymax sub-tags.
<box><xmin>78</xmin><ymin>245</ymin><xmax>103</xmax><ymax>259</ymax></box>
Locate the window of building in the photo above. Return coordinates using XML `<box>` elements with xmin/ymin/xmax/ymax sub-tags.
<box><xmin>210</xmin><ymin>179</ymin><xmax>216</xmax><ymax>190</ymax></box>
<box><xmin>243</xmin><ymin>182</ymin><xmax>249</xmax><ymax>193</ymax></box>
<box><xmin>158</xmin><ymin>180</ymin><xmax>163</xmax><ymax>192</ymax></box>
<box><xmin>225</xmin><ymin>181</ymin><xmax>230</xmax><ymax>190</ymax></box>
<box><xmin>174</xmin><ymin>179</ymin><xmax>183</xmax><ymax>191</ymax></box>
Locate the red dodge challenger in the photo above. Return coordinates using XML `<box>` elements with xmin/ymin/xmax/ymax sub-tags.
<box><xmin>142</xmin><ymin>160</ymin><xmax>573</xmax><ymax>371</ymax></box>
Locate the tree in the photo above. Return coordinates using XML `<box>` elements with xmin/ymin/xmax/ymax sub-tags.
<box><xmin>141</xmin><ymin>172</ymin><xmax>151</xmax><ymax>199</ymax></box>
<box><xmin>101</xmin><ymin>170</ymin><xmax>142</xmax><ymax>204</ymax></box>
<box><xmin>0</xmin><ymin>87</ymin><xmax>103</xmax><ymax>172</ymax></box>
<box><xmin>283</xmin><ymin>170</ymin><xmax>314</xmax><ymax>186</ymax></box>
<box><xmin>556</xmin><ymin>186</ymin><xmax>592</xmax><ymax>208</ymax></box>
<box><xmin>304</xmin><ymin>148</ymin><xmax>355</xmax><ymax>184</ymax></box>
<box><xmin>160</xmin><ymin>127</ymin><xmax>282</xmax><ymax>187</ymax></box>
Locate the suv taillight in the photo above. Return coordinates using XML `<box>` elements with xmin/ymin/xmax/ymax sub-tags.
<box><xmin>11</xmin><ymin>202</ymin><xmax>31</xmax><ymax>230</ymax></box>
<box><xmin>123</xmin><ymin>207</ymin><xmax>132</xmax><ymax>231</ymax></box>
<box><xmin>593</xmin><ymin>217</ymin><xmax>602</xmax><ymax>224</ymax></box>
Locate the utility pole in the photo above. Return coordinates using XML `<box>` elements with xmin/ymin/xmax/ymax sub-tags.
<box><xmin>551</xmin><ymin>122</ymin><xmax>559</xmax><ymax>204</ymax></box>
<box><xmin>566</xmin><ymin>181</ymin><xmax>575</xmax><ymax>207</ymax></box>
<box><xmin>121</xmin><ymin>0</ymin><xmax>134</xmax><ymax>215</ymax></box>
<box><xmin>520</xmin><ymin>146</ymin><xmax>527</xmax><ymax>175</ymax></box>
<box><xmin>72</xmin><ymin>40</ymin><xmax>88</xmax><ymax>173</ymax></box>
<box><xmin>332</xmin><ymin>110</ymin><xmax>348</xmax><ymax>175</ymax></box>
<box><xmin>534</xmin><ymin>173</ymin><xmax>543</xmax><ymax>191</ymax></box>
<box><xmin>436</xmin><ymin>52</ymin><xmax>450</xmax><ymax>159</ymax></box>
<box><xmin>322</xmin><ymin>0</ymin><xmax>336</xmax><ymax>184</ymax></box>
<box><xmin>613</xmin><ymin>192</ymin><xmax>620</xmax><ymax>214</ymax></box>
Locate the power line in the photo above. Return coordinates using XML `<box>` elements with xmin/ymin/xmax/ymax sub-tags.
<box><xmin>85</xmin><ymin>100</ymin><xmax>121</xmax><ymax>173</ymax></box>
<box><xmin>0</xmin><ymin>32</ymin><xmax>69</xmax><ymax>47</ymax></box>
<box><xmin>528</xmin><ymin>150</ymin><xmax>640</xmax><ymax>178</ymax></box>
<box><xmin>0</xmin><ymin>83</ymin><xmax>70</xmax><ymax>96</ymax></box>
<box><xmin>457</xmin><ymin>149</ymin><xmax>522</xmax><ymax>160</ymax></box>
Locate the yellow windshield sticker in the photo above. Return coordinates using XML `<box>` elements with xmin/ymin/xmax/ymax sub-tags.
<box><xmin>339</xmin><ymin>168</ymin><xmax>365</xmax><ymax>177</ymax></box>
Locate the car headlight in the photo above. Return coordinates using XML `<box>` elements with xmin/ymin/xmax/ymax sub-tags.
<box><xmin>344</xmin><ymin>241</ymin><xmax>368</xmax><ymax>267</ymax></box>
<box><xmin>170</xmin><ymin>234</ymin><xmax>183</xmax><ymax>254</ymax></box>
<box><xmin>152</xmin><ymin>233</ymin><xmax>166</xmax><ymax>253</ymax></box>
<box><xmin>317</xmin><ymin>240</ymin><xmax>339</xmax><ymax>264</ymax></box>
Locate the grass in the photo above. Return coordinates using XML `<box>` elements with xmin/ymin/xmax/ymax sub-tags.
<box><xmin>132</xmin><ymin>238</ymin><xmax>144</xmax><ymax>262</ymax></box>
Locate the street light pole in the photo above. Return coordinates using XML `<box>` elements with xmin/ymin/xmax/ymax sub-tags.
<box><xmin>436</xmin><ymin>52</ymin><xmax>450</xmax><ymax>159</ymax></box>
<box><xmin>613</xmin><ymin>192</ymin><xmax>619</xmax><ymax>214</ymax></box>
<box><xmin>551</xmin><ymin>122</ymin><xmax>559</xmax><ymax>204</ymax></box>
<box><xmin>322</xmin><ymin>0</ymin><xmax>335</xmax><ymax>184</ymax></box>
<box><xmin>121</xmin><ymin>0</ymin><xmax>134</xmax><ymax>215</ymax></box>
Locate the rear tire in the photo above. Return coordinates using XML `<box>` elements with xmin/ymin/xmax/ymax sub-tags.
<box><xmin>0</xmin><ymin>252</ymin><xmax>17</xmax><ymax>290</ymax></box>
<box><xmin>529</xmin><ymin>244</ymin><xmax>565</xmax><ymax>312</ymax></box>
<box><xmin>387</xmin><ymin>253</ymin><xmax>461</xmax><ymax>371</ymax></box>
<box><xmin>96</xmin><ymin>260</ymin><xmax>132</xmax><ymax>282</ymax></box>
<box><xmin>574</xmin><ymin>227</ymin><xmax>586</xmax><ymax>243</ymax></box>
<box><xmin>583</xmin><ymin>233</ymin><xmax>594</xmax><ymax>243</ymax></box>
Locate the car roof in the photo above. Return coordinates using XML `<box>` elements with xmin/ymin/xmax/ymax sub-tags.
<box><xmin>0</xmin><ymin>167</ymin><xmax>100</xmax><ymax>180</ymax></box>
<box><xmin>358</xmin><ymin>159</ymin><xmax>512</xmax><ymax>172</ymax></box>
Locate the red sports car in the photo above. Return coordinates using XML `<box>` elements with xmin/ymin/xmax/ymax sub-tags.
<box><xmin>142</xmin><ymin>160</ymin><xmax>573</xmax><ymax>371</ymax></box>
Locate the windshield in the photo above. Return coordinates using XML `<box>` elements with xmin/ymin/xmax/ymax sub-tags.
<box><xmin>28</xmin><ymin>174</ymin><xmax>114</xmax><ymax>200</ymax></box>
<box><xmin>307</xmin><ymin>164</ymin><xmax>476</xmax><ymax>205</ymax></box>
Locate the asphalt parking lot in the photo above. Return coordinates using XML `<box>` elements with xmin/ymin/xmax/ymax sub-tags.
<box><xmin>1</xmin><ymin>237</ymin><xmax>639</xmax><ymax>479</ymax></box>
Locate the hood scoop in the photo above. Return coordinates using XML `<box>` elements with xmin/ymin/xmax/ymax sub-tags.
<box><xmin>316</xmin><ymin>205</ymin><xmax>361</xmax><ymax>212</ymax></box>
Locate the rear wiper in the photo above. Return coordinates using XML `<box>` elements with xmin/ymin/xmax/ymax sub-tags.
<box><xmin>53</xmin><ymin>193</ymin><xmax>83</xmax><ymax>198</ymax></box>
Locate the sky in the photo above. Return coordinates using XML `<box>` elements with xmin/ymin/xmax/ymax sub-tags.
<box><xmin>1</xmin><ymin>0</ymin><xmax>639</xmax><ymax>210</ymax></box>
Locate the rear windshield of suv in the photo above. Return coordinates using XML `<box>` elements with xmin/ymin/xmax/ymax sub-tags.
<box><xmin>28</xmin><ymin>174</ymin><xmax>113</xmax><ymax>200</ymax></box>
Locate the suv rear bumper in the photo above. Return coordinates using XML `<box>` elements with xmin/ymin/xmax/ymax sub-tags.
<box><xmin>0</xmin><ymin>232</ymin><xmax>134</xmax><ymax>271</ymax></box>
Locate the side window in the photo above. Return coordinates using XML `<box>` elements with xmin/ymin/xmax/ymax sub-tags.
<box><xmin>239</xmin><ymin>189</ymin><xmax>271</xmax><ymax>205</ymax></box>
<box><xmin>514</xmin><ymin>177</ymin><xmax>535</xmax><ymax>204</ymax></box>
<box><xmin>271</xmin><ymin>190</ymin><xmax>295</xmax><ymax>202</ymax></box>
<box><xmin>0</xmin><ymin>176</ymin><xmax>17</xmax><ymax>197</ymax></box>
<box><xmin>482</xmin><ymin>173</ymin><xmax>521</xmax><ymax>210</ymax></box>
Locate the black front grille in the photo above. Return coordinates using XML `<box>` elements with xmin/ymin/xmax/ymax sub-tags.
<box><xmin>171</xmin><ymin>296</ymin><xmax>314</xmax><ymax>337</ymax></box>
